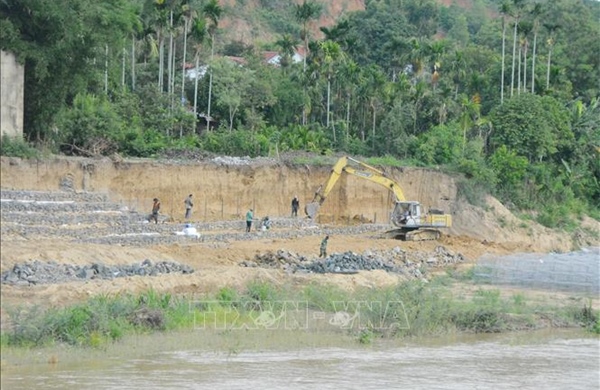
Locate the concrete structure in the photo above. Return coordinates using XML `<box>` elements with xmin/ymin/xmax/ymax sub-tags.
<box><xmin>1</xmin><ymin>50</ymin><xmax>25</xmax><ymax>139</ymax></box>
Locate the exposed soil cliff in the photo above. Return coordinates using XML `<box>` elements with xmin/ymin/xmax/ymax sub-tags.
<box><xmin>1</xmin><ymin>155</ymin><xmax>595</xmax><ymax>252</ymax></box>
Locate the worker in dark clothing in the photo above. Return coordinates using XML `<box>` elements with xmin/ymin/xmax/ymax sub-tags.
<box><xmin>184</xmin><ymin>194</ymin><xmax>194</xmax><ymax>220</ymax></box>
<box><xmin>291</xmin><ymin>196</ymin><xmax>300</xmax><ymax>217</ymax></box>
<box><xmin>319</xmin><ymin>235</ymin><xmax>329</xmax><ymax>258</ymax></box>
<box><xmin>150</xmin><ymin>198</ymin><xmax>161</xmax><ymax>224</ymax></box>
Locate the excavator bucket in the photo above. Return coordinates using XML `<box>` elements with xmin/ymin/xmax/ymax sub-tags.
<box><xmin>305</xmin><ymin>202</ymin><xmax>320</xmax><ymax>219</ymax></box>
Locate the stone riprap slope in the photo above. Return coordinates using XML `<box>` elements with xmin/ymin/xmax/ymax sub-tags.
<box><xmin>1</xmin><ymin>189</ymin><xmax>464</xmax><ymax>286</ymax></box>
<box><xmin>1</xmin><ymin>259</ymin><xmax>194</xmax><ymax>286</ymax></box>
<box><xmin>1</xmin><ymin>189</ymin><xmax>388</xmax><ymax>246</ymax></box>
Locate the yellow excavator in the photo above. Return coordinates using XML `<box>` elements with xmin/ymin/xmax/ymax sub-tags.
<box><xmin>305</xmin><ymin>156</ymin><xmax>452</xmax><ymax>241</ymax></box>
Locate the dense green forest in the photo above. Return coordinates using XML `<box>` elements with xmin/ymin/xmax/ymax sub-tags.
<box><xmin>1</xmin><ymin>0</ymin><xmax>599</xmax><ymax>228</ymax></box>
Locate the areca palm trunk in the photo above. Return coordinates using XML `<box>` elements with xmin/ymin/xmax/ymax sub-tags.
<box><xmin>193</xmin><ymin>55</ymin><xmax>200</xmax><ymax>123</ymax></box>
<box><xmin>531</xmin><ymin>30</ymin><xmax>537</xmax><ymax>93</ymax></box>
<box><xmin>181</xmin><ymin>18</ymin><xmax>188</xmax><ymax>108</ymax></box>
<box><xmin>131</xmin><ymin>34</ymin><xmax>136</xmax><ymax>91</ymax></box>
<box><xmin>546</xmin><ymin>39</ymin><xmax>553</xmax><ymax>89</ymax></box>
<box><xmin>104</xmin><ymin>44</ymin><xmax>108</xmax><ymax>94</ymax></box>
<box><xmin>523</xmin><ymin>41</ymin><xmax>527</xmax><ymax>92</ymax></box>
<box><xmin>346</xmin><ymin>94</ymin><xmax>351</xmax><ymax>142</ymax></box>
<box><xmin>122</xmin><ymin>47</ymin><xmax>126</xmax><ymax>87</ymax></box>
<box><xmin>167</xmin><ymin>10</ymin><xmax>173</xmax><ymax>96</ymax></box>
<box><xmin>371</xmin><ymin>101</ymin><xmax>377</xmax><ymax>151</ymax></box>
<box><xmin>501</xmin><ymin>15</ymin><xmax>507</xmax><ymax>103</ymax></box>
<box><xmin>207</xmin><ymin>34</ymin><xmax>214</xmax><ymax>131</ymax></box>
<box><xmin>517</xmin><ymin>44</ymin><xmax>521</xmax><ymax>95</ymax></box>
<box><xmin>158</xmin><ymin>33</ymin><xmax>164</xmax><ymax>91</ymax></box>
<box><xmin>510</xmin><ymin>19</ymin><xmax>518</xmax><ymax>97</ymax></box>
<box><xmin>326</xmin><ymin>76</ymin><xmax>331</xmax><ymax>128</ymax></box>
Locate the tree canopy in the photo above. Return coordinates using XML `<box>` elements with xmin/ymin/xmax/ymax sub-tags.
<box><xmin>1</xmin><ymin>0</ymin><xmax>599</xmax><ymax>225</ymax></box>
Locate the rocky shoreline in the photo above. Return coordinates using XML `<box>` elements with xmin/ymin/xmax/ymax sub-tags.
<box><xmin>2</xmin><ymin>245</ymin><xmax>465</xmax><ymax>286</ymax></box>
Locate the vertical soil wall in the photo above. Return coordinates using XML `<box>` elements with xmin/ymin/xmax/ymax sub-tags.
<box><xmin>0</xmin><ymin>156</ymin><xmax>458</xmax><ymax>228</ymax></box>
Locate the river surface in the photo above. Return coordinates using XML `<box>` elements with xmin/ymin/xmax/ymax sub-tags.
<box><xmin>2</xmin><ymin>330</ymin><xmax>598</xmax><ymax>390</ymax></box>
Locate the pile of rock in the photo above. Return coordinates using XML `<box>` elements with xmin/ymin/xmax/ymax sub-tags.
<box><xmin>240</xmin><ymin>249</ymin><xmax>311</xmax><ymax>270</ymax></box>
<box><xmin>298</xmin><ymin>251</ymin><xmax>398</xmax><ymax>274</ymax></box>
<box><xmin>240</xmin><ymin>245</ymin><xmax>464</xmax><ymax>279</ymax></box>
<box><xmin>1</xmin><ymin>259</ymin><xmax>194</xmax><ymax>286</ymax></box>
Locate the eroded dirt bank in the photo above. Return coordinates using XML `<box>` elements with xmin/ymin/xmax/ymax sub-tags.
<box><xmin>2</xmin><ymin>155</ymin><xmax>596</xmax><ymax>250</ymax></box>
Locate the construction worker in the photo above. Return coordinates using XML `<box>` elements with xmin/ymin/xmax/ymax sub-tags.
<box><xmin>291</xmin><ymin>195</ymin><xmax>300</xmax><ymax>217</ymax></box>
<box><xmin>319</xmin><ymin>235</ymin><xmax>329</xmax><ymax>258</ymax></box>
<box><xmin>246</xmin><ymin>208</ymin><xmax>254</xmax><ymax>232</ymax></box>
<box><xmin>150</xmin><ymin>198</ymin><xmax>161</xmax><ymax>224</ymax></box>
<box><xmin>184</xmin><ymin>194</ymin><xmax>194</xmax><ymax>220</ymax></box>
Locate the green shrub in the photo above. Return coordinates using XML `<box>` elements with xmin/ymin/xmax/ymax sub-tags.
<box><xmin>217</xmin><ymin>287</ymin><xmax>239</xmax><ymax>304</ymax></box>
<box><xmin>55</xmin><ymin>93</ymin><xmax>123</xmax><ymax>156</ymax></box>
<box><xmin>0</xmin><ymin>136</ymin><xmax>39</xmax><ymax>158</ymax></box>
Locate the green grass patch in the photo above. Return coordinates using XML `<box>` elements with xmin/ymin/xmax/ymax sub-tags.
<box><xmin>2</xmin><ymin>279</ymin><xmax>597</xmax><ymax>349</ymax></box>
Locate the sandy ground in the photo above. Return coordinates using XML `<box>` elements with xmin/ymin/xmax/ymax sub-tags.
<box><xmin>0</xmin><ymin>230</ymin><xmax>541</xmax><ymax>310</ymax></box>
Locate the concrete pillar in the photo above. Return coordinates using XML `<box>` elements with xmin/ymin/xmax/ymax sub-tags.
<box><xmin>1</xmin><ymin>50</ymin><xmax>25</xmax><ymax>139</ymax></box>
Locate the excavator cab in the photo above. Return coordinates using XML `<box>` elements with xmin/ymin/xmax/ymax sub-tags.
<box><xmin>391</xmin><ymin>201</ymin><xmax>421</xmax><ymax>227</ymax></box>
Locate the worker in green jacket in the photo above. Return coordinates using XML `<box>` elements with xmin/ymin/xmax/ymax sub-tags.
<box><xmin>246</xmin><ymin>209</ymin><xmax>254</xmax><ymax>232</ymax></box>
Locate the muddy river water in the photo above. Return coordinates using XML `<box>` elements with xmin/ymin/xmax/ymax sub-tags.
<box><xmin>2</xmin><ymin>329</ymin><xmax>598</xmax><ymax>390</ymax></box>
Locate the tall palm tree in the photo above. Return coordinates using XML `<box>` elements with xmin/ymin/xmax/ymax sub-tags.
<box><xmin>275</xmin><ymin>33</ymin><xmax>299</xmax><ymax>70</ymax></box>
<box><xmin>128</xmin><ymin>8</ymin><xmax>143</xmax><ymax>91</ymax></box>
<box><xmin>359</xmin><ymin>66</ymin><xmax>387</xmax><ymax>149</ymax></box>
<box><xmin>499</xmin><ymin>1</ymin><xmax>511</xmax><ymax>103</ymax></box>
<box><xmin>518</xmin><ymin>21</ymin><xmax>532</xmax><ymax>94</ymax></box>
<box><xmin>459</xmin><ymin>94</ymin><xmax>481</xmax><ymax>155</ymax></box>
<box><xmin>180</xmin><ymin>0</ymin><xmax>196</xmax><ymax>107</ymax></box>
<box><xmin>203</xmin><ymin>0</ymin><xmax>223</xmax><ymax>131</ymax></box>
<box><xmin>529</xmin><ymin>3</ymin><xmax>542</xmax><ymax>94</ymax></box>
<box><xmin>294</xmin><ymin>0</ymin><xmax>322</xmax><ymax>125</ymax></box>
<box><xmin>448</xmin><ymin>49</ymin><xmax>467</xmax><ymax>99</ymax></box>
<box><xmin>338</xmin><ymin>60</ymin><xmax>362</xmax><ymax>142</ymax></box>
<box><xmin>294</xmin><ymin>0</ymin><xmax>322</xmax><ymax>71</ymax></box>
<box><xmin>510</xmin><ymin>0</ymin><xmax>525</xmax><ymax>97</ymax></box>
<box><xmin>427</xmin><ymin>40</ymin><xmax>447</xmax><ymax>92</ymax></box>
<box><xmin>544</xmin><ymin>23</ymin><xmax>560</xmax><ymax>90</ymax></box>
<box><xmin>153</xmin><ymin>0</ymin><xmax>169</xmax><ymax>92</ymax></box>
<box><xmin>191</xmin><ymin>18</ymin><xmax>207</xmax><ymax>127</ymax></box>
<box><xmin>320</xmin><ymin>40</ymin><xmax>344</xmax><ymax>132</ymax></box>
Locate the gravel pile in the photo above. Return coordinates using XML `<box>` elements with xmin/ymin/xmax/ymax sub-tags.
<box><xmin>1</xmin><ymin>259</ymin><xmax>194</xmax><ymax>286</ymax></box>
<box><xmin>241</xmin><ymin>246</ymin><xmax>464</xmax><ymax>278</ymax></box>
<box><xmin>240</xmin><ymin>250</ymin><xmax>311</xmax><ymax>270</ymax></box>
<box><xmin>298</xmin><ymin>251</ymin><xmax>399</xmax><ymax>274</ymax></box>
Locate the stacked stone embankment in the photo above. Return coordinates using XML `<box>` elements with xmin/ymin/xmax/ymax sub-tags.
<box><xmin>1</xmin><ymin>189</ymin><xmax>389</xmax><ymax>246</ymax></box>
<box><xmin>1</xmin><ymin>259</ymin><xmax>194</xmax><ymax>286</ymax></box>
<box><xmin>1</xmin><ymin>189</ymin><xmax>464</xmax><ymax>286</ymax></box>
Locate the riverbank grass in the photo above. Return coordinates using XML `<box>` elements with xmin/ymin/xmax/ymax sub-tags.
<box><xmin>2</xmin><ymin>275</ymin><xmax>598</xmax><ymax>349</ymax></box>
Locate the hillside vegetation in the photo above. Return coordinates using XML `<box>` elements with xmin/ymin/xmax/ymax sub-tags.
<box><xmin>1</xmin><ymin>0</ymin><xmax>599</xmax><ymax>231</ymax></box>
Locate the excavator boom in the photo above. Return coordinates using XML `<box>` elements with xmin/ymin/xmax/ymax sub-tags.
<box><xmin>305</xmin><ymin>157</ymin><xmax>406</xmax><ymax>219</ymax></box>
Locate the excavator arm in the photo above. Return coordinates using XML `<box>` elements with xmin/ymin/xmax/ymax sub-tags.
<box><xmin>305</xmin><ymin>156</ymin><xmax>452</xmax><ymax>240</ymax></box>
<box><xmin>305</xmin><ymin>156</ymin><xmax>406</xmax><ymax>218</ymax></box>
